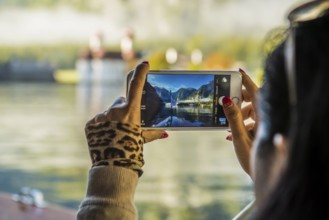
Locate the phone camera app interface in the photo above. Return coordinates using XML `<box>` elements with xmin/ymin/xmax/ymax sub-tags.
<box><xmin>141</xmin><ymin>73</ymin><xmax>231</xmax><ymax>128</ymax></box>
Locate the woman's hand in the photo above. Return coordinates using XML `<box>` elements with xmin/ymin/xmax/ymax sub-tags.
<box><xmin>84</xmin><ymin>61</ymin><xmax>167</xmax><ymax>176</ymax></box>
<box><xmin>87</xmin><ymin>61</ymin><xmax>167</xmax><ymax>143</ymax></box>
<box><xmin>222</xmin><ymin>68</ymin><xmax>258</xmax><ymax>176</ymax></box>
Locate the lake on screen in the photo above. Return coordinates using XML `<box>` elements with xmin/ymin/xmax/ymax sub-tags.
<box><xmin>0</xmin><ymin>81</ymin><xmax>253</xmax><ymax>220</ymax></box>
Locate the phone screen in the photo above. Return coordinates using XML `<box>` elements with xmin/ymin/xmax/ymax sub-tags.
<box><xmin>141</xmin><ymin>72</ymin><xmax>231</xmax><ymax>128</ymax></box>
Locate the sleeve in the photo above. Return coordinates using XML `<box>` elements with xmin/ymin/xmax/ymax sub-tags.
<box><xmin>77</xmin><ymin>121</ymin><xmax>145</xmax><ymax>220</ymax></box>
<box><xmin>77</xmin><ymin>166</ymin><xmax>139</xmax><ymax>220</ymax></box>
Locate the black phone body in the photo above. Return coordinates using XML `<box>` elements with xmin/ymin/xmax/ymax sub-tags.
<box><xmin>128</xmin><ymin>70</ymin><xmax>242</xmax><ymax>130</ymax></box>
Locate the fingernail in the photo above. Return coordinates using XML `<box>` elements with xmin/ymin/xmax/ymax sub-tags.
<box><xmin>226</xmin><ymin>135</ymin><xmax>232</xmax><ymax>141</ymax></box>
<box><xmin>222</xmin><ymin>96</ymin><xmax>233</xmax><ymax>108</ymax></box>
<box><xmin>239</xmin><ymin>68</ymin><xmax>246</xmax><ymax>74</ymax></box>
<box><xmin>142</xmin><ymin>61</ymin><xmax>149</xmax><ymax>65</ymax></box>
<box><xmin>161</xmin><ymin>132</ymin><xmax>169</xmax><ymax>139</ymax></box>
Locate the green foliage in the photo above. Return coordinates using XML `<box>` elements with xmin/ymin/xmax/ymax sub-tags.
<box><xmin>137</xmin><ymin>36</ymin><xmax>263</xmax><ymax>72</ymax></box>
<box><xmin>146</xmin><ymin>50</ymin><xmax>170</xmax><ymax>70</ymax></box>
<box><xmin>0</xmin><ymin>44</ymin><xmax>85</xmax><ymax>68</ymax></box>
<box><xmin>0</xmin><ymin>35</ymin><xmax>263</xmax><ymax>74</ymax></box>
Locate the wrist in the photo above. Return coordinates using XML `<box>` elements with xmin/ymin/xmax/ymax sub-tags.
<box><xmin>85</xmin><ymin>121</ymin><xmax>145</xmax><ymax>176</ymax></box>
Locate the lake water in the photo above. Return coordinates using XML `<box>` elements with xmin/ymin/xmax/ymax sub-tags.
<box><xmin>0</xmin><ymin>81</ymin><xmax>253</xmax><ymax>220</ymax></box>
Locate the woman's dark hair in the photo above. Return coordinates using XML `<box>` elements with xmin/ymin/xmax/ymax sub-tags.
<box><xmin>251</xmin><ymin>41</ymin><xmax>289</xmax><ymax>187</ymax></box>
<box><xmin>253</xmin><ymin>11</ymin><xmax>329</xmax><ymax>220</ymax></box>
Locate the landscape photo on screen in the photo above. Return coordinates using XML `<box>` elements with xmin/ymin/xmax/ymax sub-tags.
<box><xmin>141</xmin><ymin>73</ymin><xmax>230</xmax><ymax>127</ymax></box>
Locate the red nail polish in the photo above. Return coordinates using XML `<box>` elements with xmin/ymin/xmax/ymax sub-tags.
<box><xmin>239</xmin><ymin>68</ymin><xmax>246</xmax><ymax>74</ymax></box>
<box><xmin>161</xmin><ymin>132</ymin><xmax>169</xmax><ymax>139</ymax></box>
<box><xmin>142</xmin><ymin>61</ymin><xmax>149</xmax><ymax>65</ymax></box>
<box><xmin>226</xmin><ymin>135</ymin><xmax>232</xmax><ymax>141</ymax></box>
<box><xmin>222</xmin><ymin>96</ymin><xmax>233</xmax><ymax>107</ymax></box>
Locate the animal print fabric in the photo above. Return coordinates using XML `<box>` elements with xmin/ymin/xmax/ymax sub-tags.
<box><xmin>85</xmin><ymin>121</ymin><xmax>144</xmax><ymax>177</ymax></box>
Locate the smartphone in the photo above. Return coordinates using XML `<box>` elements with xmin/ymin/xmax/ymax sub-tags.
<box><xmin>127</xmin><ymin>70</ymin><xmax>242</xmax><ymax>130</ymax></box>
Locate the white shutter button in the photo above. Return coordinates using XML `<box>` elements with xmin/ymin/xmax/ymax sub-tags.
<box><xmin>218</xmin><ymin>96</ymin><xmax>225</xmax><ymax>106</ymax></box>
<box><xmin>232</xmin><ymin>97</ymin><xmax>240</xmax><ymax>104</ymax></box>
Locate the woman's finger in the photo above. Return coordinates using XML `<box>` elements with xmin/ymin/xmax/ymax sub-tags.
<box><xmin>110</xmin><ymin>96</ymin><xmax>126</xmax><ymax>108</ymax></box>
<box><xmin>239</xmin><ymin>68</ymin><xmax>258</xmax><ymax>112</ymax></box>
<box><xmin>223</xmin><ymin>97</ymin><xmax>249</xmax><ymax>139</ymax></box>
<box><xmin>142</xmin><ymin>129</ymin><xmax>168</xmax><ymax>143</ymax></box>
<box><xmin>241</xmin><ymin>103</ymin><xmax>255</xmax><ymax>121</ymax></box>
<box><xmin>126</xmin><ymin>62</ymin><xmax>149</xmax><ymax>112</ymax></box>
<box><xmin>242</xmin><ymin>89</ymin><xmax>251</xmax><ymax>102</ymax></box>
<box><xmin>94</xmin><ymin>113</ymin><xmax>107</xmax><ymax>123</ymax></box>
<box><xmin>222</xmin><ymin>96</ymin><xmax>252</xmax><ymax>174</ymax></box>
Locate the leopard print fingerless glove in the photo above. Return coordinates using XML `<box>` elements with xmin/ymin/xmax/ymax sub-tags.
<box><xmin>85</xmin><ymin>121</ymin><xmax>144</xmax><ymax>177</ymax></box>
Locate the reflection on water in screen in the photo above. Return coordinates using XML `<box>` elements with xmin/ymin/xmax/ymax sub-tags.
<box><xmin>0</xmin><ymin>81</ymin><xmax>253</xmax><ymax>219</ymax></box>
<box><xmin>154</xmin><ymin>106</ymin><xmax>214</xmax><ymax>127</ymax></box>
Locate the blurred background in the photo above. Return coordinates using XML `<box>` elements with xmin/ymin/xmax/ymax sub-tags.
<box><xmin>0</xmin><ymin>0</ymin><xmax>301</xmax><ymax>219</ymax></box>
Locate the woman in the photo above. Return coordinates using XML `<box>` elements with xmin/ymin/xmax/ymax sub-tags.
<box><xmin>227</xmin><ymin>1</ymin><xmax>329</xmax><ymax>219</ymax></box>
<box><xmin>250</xmin><ymin>1</ymin><xmax>329</xmax><ymax>219</ymax></box>
<box><xmin>228</xmin><ymin>1</ymin><xmax>329</xmax><ymax>219</ymax></box>
<box><xmin>77</xmin><ymin>1</ymin><xmax>329</xmax><ymax>219</ymax></box>
<box><xmin>76</xmin><ymin>60</ymin><xmax>256</xmax><ymax>220</ymax></box>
